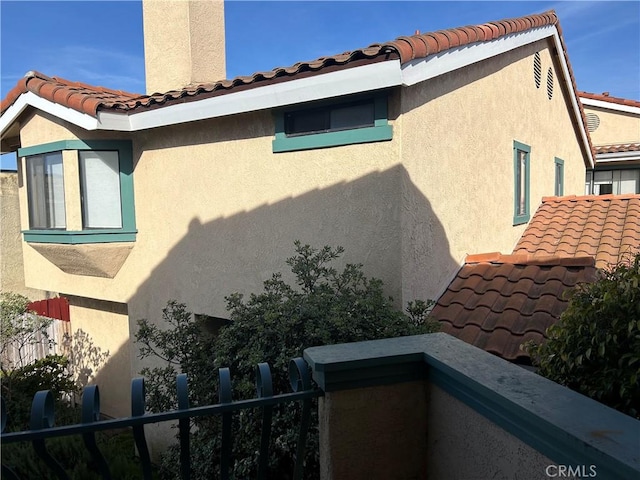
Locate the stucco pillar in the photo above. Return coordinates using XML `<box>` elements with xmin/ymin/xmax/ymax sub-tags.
<box><xmin>318</xmin><ymin>381</ymin><xmax>428</xmax><ymax>480</ymax></box>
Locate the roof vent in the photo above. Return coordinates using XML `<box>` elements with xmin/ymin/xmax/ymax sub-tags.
<box><xmin>533</xmin><ymin>52</ymin><xmax>541</xmax><ymax>88</ymax></box>
<box><xmin>546</xmin><ymin>67</ymin><xmax>554</xmax><ymax>99</ymax></box>
<box><xmin>586</xmin><ymin>113</ymin><xmax>600</xmax><ymax>132</ymax></box>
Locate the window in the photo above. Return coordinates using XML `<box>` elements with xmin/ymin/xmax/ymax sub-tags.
<box><xmin>513</xmin><ymin>141</ymin><xmax>531</xmax><ymax>225</ymax></box>
<box><xmin>585</xmin><ymin>171</ymin><xmax>593</xmax><ymax>195</ymax></box>
<box><xmin>79</xmin><ymin>151</ymin><xmax>122</xmax><ymax>228</ymax></box>
<box><xmin>272</xmin><ymin>94</ymin><xmax>392</xmax><ymax>152</ymax></box>
<box><xmin>18</xmin><ymin>140</ymin><xmax>136</xmax><ymax>244</ymax></box>
<box><xmin>26</xmin><ymin>152</ymin><xmax>66</xmax><ymax>229</ymax></box>
<box><xmin>554</xmin><ymin>158</ymin><xmax>564</xmax><ymax>196</ymax></box>
<box><xmin>585</xmin><ymin>169</ymin><xmax>640</xmax><ymax>195</ymax></box>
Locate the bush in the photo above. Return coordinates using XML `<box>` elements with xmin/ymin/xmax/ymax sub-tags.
<box><xmin>1</xmin><ymin>429</ymin><xmax>152</xmax><ymax>479</ymax></box>
<box><xmin>136</xmin><ymin>242</ymin><xmax>439</xmax><ymax>479</ymax></box>
<box><xmin>526</xmin><ymin>253</ymin><xmax>640</xmax><ymax>418</ymax></box>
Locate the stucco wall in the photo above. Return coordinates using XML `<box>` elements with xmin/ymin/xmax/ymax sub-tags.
<box><xmin>67</xmin><ymin>296</ymin><xmax>131</xmax><ymax>418</ymax></box>
<box><xmin>426</xmin><ymin>385</ymin><xmax>556</xmax><ymax>479</ymax></box>
<box><xmin>399</xmin><ymin>38</ymin><xmax>588</xmax><ymax>300</ymax></box>
<box><xmin>0</xmin><ymin>171</ymin><xmax>46</xmax><ymax>298</ymax></box>
<box><xmin>583</xmin><ymin>105</ymin><xmax>640</xmax><ymax>146</ymax></box>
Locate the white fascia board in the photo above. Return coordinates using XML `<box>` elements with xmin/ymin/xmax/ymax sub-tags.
<box><xmin>400</xmin><ymin>25</ymin><xmax>556</xmax><ymax>86</ymax></box>
<box><xmin>98</xmin><ymin>60</ymin><xmax>403</xmax><ymax>132</ymax></box>
<box><xmin>0</xmin><ymin>91</ymin><xmax>99</xmax><ymax>137</ymax></box>
<box><xmin>596</xmin><ymin>151</ymin><xmax>640</xmax><ymax>163</ymax></box>
<box><xmin>549</xmin><ymin>31</ymin><xmax>594</xmax><ymax>169</ymax></box>
<box><xmin>580</xmin><ymin>97</ymin><xmax>640</xmax><ymax>116</ymax></box>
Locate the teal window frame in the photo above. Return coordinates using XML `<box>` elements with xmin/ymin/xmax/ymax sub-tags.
<box><xmin>513</xmin><ymin>141</ymin><xmax>531</xmax><ymax>225</ymax></box>
<box><xmin>554</xmin><ymin>157</ymin><xmax>564</xmax><ymax>196</ymax></box>
<box><xmin>272</xmin><ymin>94</ymin><xmax>392</xmax><ymax>153</ymax></box>
<box><xmin>18</xmin><ymin>140</ymin><xmax>137</xmax><ymax>244</ymax></box>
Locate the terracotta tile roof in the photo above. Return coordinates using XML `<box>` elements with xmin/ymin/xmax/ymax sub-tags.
<box><xmin>594</xmin><ymin>143</ymin><xmax>640</xmax><ymax>155</ymax></box>
<box><xmin>514</xmin><ymin>195</ymin><xmax>640</xmax><ymax>269</ymax></box>
<box><xmin>430</xmin><ymin>254</ymin><xmax>597</xmax><ymax>363</ymax></box>
<box><xmin>2</xmin><ymin>10</ymin><xmax>585</xmax><ymax>125</ymax></box>
<box><xmin>579</xmin><ymin>91</ymin><xmax>640</xmax><ymax>108</ymax></box>
<box><xmin>0</xmin><ymin>71</ymin><xmax>145</xmax><ymax>117</ymax></box>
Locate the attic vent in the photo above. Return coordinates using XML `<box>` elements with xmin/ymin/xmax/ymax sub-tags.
<box><xmin>586</xmin><ymin>113</ymin><xmax>600</xmax><ymax>132</ymax></box>
<box><xmin>533</xmin><ymin>52</ymin><xmax>542</xmax><ymax>88</ymax></box>
<box><xmin>546</xmin><ymin>68</ymin><xmax>554</xmax><ymax>99</ymax></box>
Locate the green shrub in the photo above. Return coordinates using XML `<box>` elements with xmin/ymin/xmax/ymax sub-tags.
<box><xmin>526</xmin><ymin>253</ymin><xmax>640</xmax><ymax>418</ymax></box>
<box><xmin>136</xmin><ymin>242</ymin><xmax>439</xmax><ymax>479</ymax></box>
<box><xmin>2</xmin><ymin>354</ymin><xmax>78</xmax><ymax>431</ymax></box>
<box><xmin>1</xmin><ymin>429</ymin><xmax>151</xmax><ymax>479</ymax></box>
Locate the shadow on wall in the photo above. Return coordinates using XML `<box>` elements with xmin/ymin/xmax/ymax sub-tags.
<box><xmin>49</xmin><ymin>164</ymin><xmax>458</xmax><ymax>456</ymax></box>
<box><xmin>125</xmin><ymin>164</ymin><xmax>457</xmax><ymax>342</ymax></box>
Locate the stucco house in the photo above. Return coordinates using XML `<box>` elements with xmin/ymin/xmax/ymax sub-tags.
<box><xmin>579</xmin><ymin>91</ymin><xmax>640</xmax><ymax>195</ymax></box>
<box><xmin>0</xmin><ymin>2</ymin><xmax>595</xmax><ymax>417</ymax></box>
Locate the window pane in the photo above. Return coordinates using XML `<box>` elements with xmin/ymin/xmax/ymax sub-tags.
<box><xmin>593</xmin><ymin>170</ymin><xmax>613</xmax><ymax>196</ymax></box>
<box><xmin>555</xmin><ymin>162</ymin><xmax>563</xmax><ymax>196</ymax></box>
<box><xmin>79</xmin><ymin>151</ymin><xmax>122</xmax><ymax>228</ymax></box>
<box><xmin>330</xmin><ymin>103</ymin><xmax>374</xmax><ymax>130</ymax></box>
<box><xmin>585</xmin><ymin>171</ymin><xmax>592</xmax><ymax>195</ymax></box>
<box><xmin>516</xmin><ymin>150</ymin><xmax>527</xmax><ymax>216</ymax></box>
<box><xmin>618</xmin><ymin>170</ymin><xmax>639</xmax><ymax>194</ymax></box>
<box><xmin>27</xmin><ymin>152</ymin><xmax>66</xmax><ymax>229</ymax></box>
<box><xmin>285</xmin><ymin>110</ymin><xmax>328</xmax><ymax>135</ymax></box>
<box><xmin>285</xmin><ymin>99</ymin><xmax>376</xmax><ymax>136</ymax></box>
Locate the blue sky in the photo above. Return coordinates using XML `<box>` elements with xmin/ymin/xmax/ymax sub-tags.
<box><xmin>1</xmin><ymin>0</ymin><xmax>639</xmax><ymax>169</ymax></box>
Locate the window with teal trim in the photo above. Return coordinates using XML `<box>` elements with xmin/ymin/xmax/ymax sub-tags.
<box><xmin>18</xmin><ymin>140</ymin><xmax>136</xmax><ymax>244</ymax></box>
<box><xmin>513</xmin><ymin>141</ymin><xmax>531</xmax><ymax>225</ymax></box>
<box><xmin>554</xmin><ymin>158</ymin><xmax>564</xmax><ymax>196</ymax></box>
<box><xmin>272</xmin><ymin>94</ymin><xmax>393</xmax><ymax>152</ymax></box>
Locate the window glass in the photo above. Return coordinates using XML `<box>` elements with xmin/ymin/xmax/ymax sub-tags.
<box><xmin>555</xmin><ymin>161</ymin><xmax>564</xmax><ymax>196</ymax></box>
<box><xmin>26</xmin><ymin>152</ymin><xmax>66</xmax><ymax>229</ymax></box>
<box><xmin>619</xmin><ymin>170</ymin><xmax>640</xmax><ymax>194</ymax></box>
<box><xmin>330</xmin><ymin>103</ymin><xmax>374</xmax><ymax>130</ymax></box>
<box><xmin>79</xmin><ymin>151</ymin><xmax>122</xmax><ymax>228</ymax></box>
<box><xmin>516</xmin><ymin>150</ymin><xmax>527</xmax><ymax>216</ymax></box>
<box><xmin>585</xmin><ymin>171</ymin><xmax>593</xmax><ymax>195</ymax></box>
<box><xmin>593</xmin><ymin>170</ymin><xmax>613</xmax><ymax>195</ymax></box>
<box><xmin>285</xmin><ymin>100</ymin><xmax>375</xmax><ymax>136</ymax></box>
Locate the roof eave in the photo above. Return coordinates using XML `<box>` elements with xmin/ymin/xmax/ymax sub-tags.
<box><xmin>0</xmin><ymin>91</ymin><xmax>100</xmax><ymax>149</ymax></box>
<box><xmin>580</xmin><ymin>97</ymin><xmax>640</xmax><ymax>115</ymax></box>
<box><xmin>98</xmin><ymin>60</ymin><xmax>404</xmax><ymax>131</ymax></box>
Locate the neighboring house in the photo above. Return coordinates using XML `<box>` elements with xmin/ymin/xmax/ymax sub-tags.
<box><xmin>0</xmin><ymin>169</ymin><xmax>49</xmax><ymax>299</ymax></box>
<box><xmin>431</xmin><ymin>194</ymin><xmax>640</xmax><ymax>363</ymax></box>
<box><xmin>0</xmin><ymin>2</ymin><xmax>594</xmax><ymax>417</ymax></box>
<box><xmin>579</xmin><ymin>91</ymin><xmax>640</xmax><ymax>195</ymax></box>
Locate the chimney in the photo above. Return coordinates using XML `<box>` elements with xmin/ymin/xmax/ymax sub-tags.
<box><xmin>142</xmin><ymin>0</ymin><xmax>226</xmax><ymax>95</ymax></box>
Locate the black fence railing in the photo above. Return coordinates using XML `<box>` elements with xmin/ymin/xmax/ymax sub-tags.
<box><xmin>1</xmin><ymin>357</ymin><xmax>323</xmax><ymax>480</ymax></box>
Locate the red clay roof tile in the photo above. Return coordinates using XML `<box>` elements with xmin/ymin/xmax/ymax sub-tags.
<box><xmin>431</xmin><ymin>254</ymin><xmax>597</xmax><ymax>363</ymax></box>
<box><xmin>514</xmin><ymin>195</ymin><xmax>640</xmax><ymax>269</ymax></box>
<box><xmin>594</xmin><ymin>143</ymin><xmax>640</xmax><ymax>155</ymax></box>
<box><xmin>579</xmin><ymin>91</ymin><xmax>640</xmax><ymax>108</ymax></box>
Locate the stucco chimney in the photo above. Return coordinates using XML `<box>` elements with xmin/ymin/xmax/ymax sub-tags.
<box><xmin>142</xmin><ymin>0</ymin><xmax>226</xmax><ymax>94</ymax></box>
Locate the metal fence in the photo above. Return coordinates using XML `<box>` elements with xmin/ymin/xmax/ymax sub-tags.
<box><xmin>1</xmin><ymin>357</ymin><xmax>322</xmax><ymax>480</ymax></box>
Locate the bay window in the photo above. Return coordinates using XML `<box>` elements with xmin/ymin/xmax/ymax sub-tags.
<box><xmin>18</xmin><ymin>140</ymin><xmax>136</xmax><ymax>244</ymax></box>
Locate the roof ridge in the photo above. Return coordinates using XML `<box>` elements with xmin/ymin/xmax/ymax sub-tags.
<box><xmin>542</xmin><ymin>194</ymin><xmax>640</xmax><ymax>203</ymax></box>
<box><xmin>465</xmin><ymin>252</ymin><xmax>595</xmax><ymax>267</ymax></box>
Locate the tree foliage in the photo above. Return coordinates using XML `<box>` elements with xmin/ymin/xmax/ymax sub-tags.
<box><xmin>526</xmin><ymin>253</ymin><xmax>640</xmax><ymax>418</ymax></box>
<box><xmin>136</xmin><ymin>242</ymin><xmax>439</xmax><ymax>479</ymax></box>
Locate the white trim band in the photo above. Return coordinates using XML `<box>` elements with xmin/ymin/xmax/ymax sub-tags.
<box><xmin>581</xmin><ymin>98</ymin><xmax>640</xmax><ymax>116</ymax></box>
